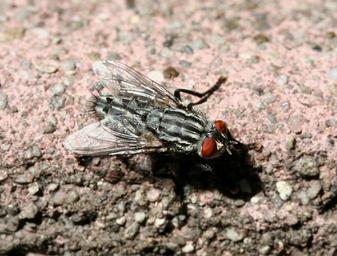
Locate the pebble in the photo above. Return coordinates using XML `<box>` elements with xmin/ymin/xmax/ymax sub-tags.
<box><xmin>325</xmin><ymin>118</ymin><xmax>337</xmax><ymax>127</ymax></box>
<box><xmin>51</xmin><ymin>83</ymin><xmax>66</xmax><ymax>96</ymax></box>
<box><xmin>147</xmin><ymin>188</ymin><xmax>161</xmax><ymax>202</ymax></box>
<box><xmin>163</xmin><ymin>66</ymin><xmax>179</xmax><ymax>79</ymax></box>
<box><xmin>66</xmin><ymin>190</ymin><xmax>79</xmax><ymax>204</ymax></box>
<box><xmin>36</xmin><ymin>63</ymin><xmax>58</xmax><ymax>74</ymax></box>
<box><xmin>49</xmin><ymin>95</ymin><xmax>65</xmax><ymax>110</ymax></box>
<box><xmin>134</xmin><ymin>212</ymin><xmax>147</xmax><ymax>224</ymax></box>
<box><xmin>182</xmin><ymin>241</ymin><xmax>194</xmax><ymax>253</ymax></box>
<box><xmin>0</xmin><ymin>26</ymin><xmax>25</xmax><ymax>42</ymax></box>
<box><xmin>48</xmin><ymin>183</ymin><xmax>59</xmax><ymax>192</ymax></box>
<box><xmin>154</xmin><ymin>218</ymin><xmax>166</xmax><ymax>228</ymax></box>
<box><xmin>14</xmin><ymin>173</ymin><xmax>33</xmax><ymax>184</ymax></box>
<box><xmin>62</xmin><ymin>59</ymin><xmax>77</xmax><ymax>74</ymax></box>
<box><xmin>225</xmin><ymin>228</ymin><xmax>244</xmax><ymax>242</ymax></box>
<box><xmin>276</xmin><ymin>181</ymin><xmax>293</xmax><ymax>200</ymax></box>
<box><xmin>297</xmin><ymin>190</ymin><xmax>310</xmax><ymax>205</ymax></box>
<box><xmin>259</xmin><ymin>245</ymin><xmax>271</xmax><ymax>255</ymax></box>
<box><xmin>147</xmin><ymin>70</ymin><xmax>165</xmax><ymax>84</ymax></box>
<box><xmin>0</xmin><ymin>93</ymin><xmax>8</xmax><ymax>110</ymax></box>
<box><xmin>116</xmin><ymin>216</ymin><xmax>126</xmax><ymax>226</ymax></box>
<box><xmin>276</xmin><ymin>75</ymin><xmax>289</xmax><ymax>86</ymax></box>
<box><xmin>124</xmin><ymin>222</ymin><xmax>140</xmax><ymax>239</ymax></box>
<box><xmin>307</xmin><ymin>181</ymin><xmax>322</xmax><ymax>199</ymax></box>
<box><xmin>190</xmin><ymin>39</ymin><xmax>209</xmax><ymax>50</ymax></box>
<box><xmin>19</xmin><ymin>203</ymin><xmax>39</xmax><ymax>219</ymax></box>
<box><xmin>286</xmin><ymin>137</ymin><xmax>296</xmax><ymax>150</ymax></box>
<box><xmin>287</xmin><ymin>114</ymin><xmax>305</xmax><ymax>133</ymax></box>
<box><xmin>328</xmin><ymin>68</ymin><xmax>337</xmax><ymax>81</ymax></box>
<box><xmin>28</xmin><ymin>182</ymin><xmax>40</xmax><ymax>195</ymax></box>
<box><xmin>0</xmin><ymin>170</ymin><xmax>8</xmax><ymax>182</ymax></box>
<box><xmin>43</xmin><ymin>123</ymin><xmax>56</xmax><ymax>134</ymax></box>
<box><xmin>179</xmin><ymin>60</ymin><xmax>192</xmax><ymax>68</ymax></box>
<box><xmin>53</xmin><ymin>190</ymin><xmax>67</xmax><ymax>205</ymax></box>
<box><xmin>292</xmin><ymin>155</ymin><xmax>319</xmax><ymax>178</ymax></box>
<box><xmin>177</xmin><ymin>45</ymin><xmax>194</xmax><ymax>54</ymax></box>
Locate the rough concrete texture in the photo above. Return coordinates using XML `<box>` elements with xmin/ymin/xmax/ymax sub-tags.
<box><xmin>0</xmin><ymin>0</ymin><xmax>337</xmax><ymax>255</ymax></box>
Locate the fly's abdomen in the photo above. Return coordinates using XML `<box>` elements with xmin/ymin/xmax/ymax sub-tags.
<box><xmin>146</xmin><ymin>108</ymin><xmax>206</xmax><ymax>148</ymax></box>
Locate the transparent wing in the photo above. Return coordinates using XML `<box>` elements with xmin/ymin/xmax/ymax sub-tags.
<box><xmin>92</xmin><ymin>60</ymin><xmax>180</xmax><ymax>109</ymax></box>
<box><xmin>64</xmin><ymin>120</ymin><xmax>167</xmax><ymax>156</ymax></box>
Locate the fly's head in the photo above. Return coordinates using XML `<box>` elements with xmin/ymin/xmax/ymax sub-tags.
<box><xmin>197</xmin><ymin>120</ymin><xmax>244</xmax><ymax>159</ymax></box>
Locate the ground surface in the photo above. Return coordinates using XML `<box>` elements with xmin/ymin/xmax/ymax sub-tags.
<box><xmin>0</xmin><ymin>0</ymin><xmax>337</xmax><ymax>255</ymax></box>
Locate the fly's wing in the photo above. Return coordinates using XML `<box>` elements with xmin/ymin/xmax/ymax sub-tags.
<box><xmin>64</xmin><ymin>117</ymin><xmax>167</xmax><ymax>156</ymax></box>
<box><xmin>92</xmin><ymin>60</ymin><xmax>180</xmax><ymax>111</ymax></box>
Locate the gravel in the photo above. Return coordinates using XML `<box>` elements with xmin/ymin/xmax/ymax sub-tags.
<box><xmin>276</xmin><ymin>181</ymin><xmax>293</xmax><ymax>200</ymax></box>
<box><xmin>292</xmin><ymin>155</ymin><xmax>320</xmax><ymax>178</ymax></box>
<box><xmin>0</xmin><ymin>93</ymin><xmax>8</xmax><ymax>110</ymax></box>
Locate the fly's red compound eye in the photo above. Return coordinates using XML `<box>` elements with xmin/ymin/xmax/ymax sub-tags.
<box><xmin>214</xmin><ymin>120</ymin><xmax>227</xmax><ymax>134</ymax></box>
<box><xmin>201</xmin><ymin>137</ymin><xmax>217</xmax><ymax>158</ymax></box>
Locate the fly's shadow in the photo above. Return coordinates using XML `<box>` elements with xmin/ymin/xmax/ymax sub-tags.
<box><xmin>150</xmin><ymin>148</ymin><xmax>263</xmax><ymax>201</ymax></box>
<box><xmin>77</xmin><ymin>146</ymin><xmax>262</xmax><ymax>202</ymax></box>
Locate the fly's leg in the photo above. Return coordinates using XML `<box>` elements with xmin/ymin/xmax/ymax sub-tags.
<box><xmin>174</xmin><ymin>76</ymin><xmax>227</xmax><ymax>110</ymax></box>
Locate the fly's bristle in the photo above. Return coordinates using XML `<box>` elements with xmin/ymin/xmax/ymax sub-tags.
<box><xmin>83</xmin><ymin>92</ymin><xmax>101</xmax><ymax>119</ymax></box>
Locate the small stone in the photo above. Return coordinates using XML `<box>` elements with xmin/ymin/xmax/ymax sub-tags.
<box><xmin>253</xmin><ymin>34</ymin><xmax>270</xmax><ymax>44</ymax></box>
<box><xmin>325</xmin><ymin>118</ymin><xmax>337</xmax><ymax>127</ymax></box>
<box><xmin>225</xmin><ymin>228</ymin><xmax>244</xmax><ymax>242</ymax></box>
<box><xmin>51</xmin><ymin>83</ymin><xmax>65</xmax><ymax>95</ymax></box>
<box><xmin>19</xmin><ymin>203</ymin><xmax>39</xmax><ymax>219</ymax></box>
<box><xmin>328</xmin><ymin>68</ymin><xmax>337</xmax><ymax>81</ymax></box>
<box><xmin>0</xmin><ymin>170</ymin><xmax>8</xmax><ymax>182</ymax></box>
<box><xmin>297</xmin><ymin>190</ymin><xmax>310</xmax><ymax>205</ymax></box>
<box><xmin>179</xmin><ymin>60</ymin><xmax>191</xmax><ymax>68</ymax></box>
<box><xmin>31</xmin><ymin>145</ymin><xmax>42</xmax><ymax>158</ymax></box>
<box><xmin>182</xmin><ymin>241</ymin><xmax>194</xmax><ymax>253</ymax></box>
<box><xmin>287</xmin><ymin>114</ymin><xmax>305</xmax><ymax>133</ymax></box>
<box><xmin>276</xmin><ymin>75</ymin><xmax>288</xmax><ymax>86</ymax></box>
<box><xmin>28</xmin><ymin>182</ymin><xmax>40</xmax><ymax>195</ymax></box>
<box><xmin>154</xmin><ymin>218</ymin><xmax>166</xmax><ymax>228</ymax></box>
<box><xmin>66</xmin><ymin>190</ymin><xmax>79</xmax><ymax>203</ymax></box>
<box><xmin>307</xmin><ymin>181</ymin><xmax>322</xmax><ymax>199</ymax></box>
<box><xmin>43</xmin><ymin>123</ymin><xmax>56</xmax><ymax>134</ymax></box>
<box><xmin>284</xmin><ymin>213</ymin><xmax>298</xmax><ymax>226</ymax></box>
<box><xmin>259</xmin><ymin>245</ymin><xmax>271</xmax><ymax>255</ymax></box>
<box><xmin>14</xmin><ymin>173</ymin><xmax>33</xmax><ymax>184</ymax></box>
<box><xmin>292</xmin><ymin>155</ymin><xmax>319</xmax><ymax>178</ymax></box>
<box><xmin>147</xmin><ymin>70</ymin><xmax>165</xmax><ymax>84</ymax></box>
<box><xmin>163</xmin><ymin>66</ymin><xmax>179</xmax><ymax>79</ymax></box>
<box><xmin>0</xmin><ymin>93</ymin><xmax>8</xmax><ymax>110</ymax></box>
<box><xmin>48</xmin><ymin>183</ymin><xmax>58</xmax><ymax>192</ymax></box>
<box><xmin>62</xmin><ymin>59</ymin><xmax>77</xmax><ymax>73</ymax></box>
<box><xmin>116</xmin><ymin>216</ymin><xmax>126</xmax><ymax>226</ymax></box>
<box><xmin>276</xmin><ymin>181</ymin><xmax>293</xmax><ymax>200</ymax></box>
<box><xmin>147</xmin><ymin>188</ymin><xmax>161</xmax><ymax>202</ymax></box>
<box><xmin>203</xmin><ymin>207</ymin><xmax>213</xmax><ymax>219</ymax></box>
<box><xmin>0</xmin><ymin>26</ymin><xmax>25</xmax><ymax>42</ymax></box>
<box><xmin>134</xmin><ymin>212</ymin><xmax>147</xmax><ymax>224</ymax></box>
<box><xmin>177</xmin><ymin>45</ymin><xmax>194</xmax><ymax>54</ymax></box>
<box><xmin>286</xmin><ymin>137</ymin><xmax>296</xmax><ymax>150</ymax></box>
<box><xmin>124</xmin><ymin>222</ymin><xmax>140</xmax><ymax>239</ymax></box>
<box><xmin>36</xmin><ymin>63</ymin><xmax>58</xmax><ymax>74</ymax></box>
<box><xmin>53</xmin><ymin>190</ymin><xmax>67</xmax><ymax>205</ymax></box>
<box><xmin>49</xmin><ymin>95</ymin><xmax>65</xmax><ymax>110</ymax></box>
<box><xmin>190</xmin><ymin>39</ymin><xmax>209</xmax><ymax>50</ymax></box>
<box><xmin>32</xmin><ymin>27</ymin><xmax>49</xmax><ymax>39</ymax></box>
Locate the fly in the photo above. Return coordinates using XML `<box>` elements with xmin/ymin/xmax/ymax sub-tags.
<box><xmin>64</xmin><ymin>60</ymin><xmax>256</xmax><ymax>159</ymax></box>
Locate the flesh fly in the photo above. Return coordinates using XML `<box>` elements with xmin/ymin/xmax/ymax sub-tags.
<box><xmin>64</xmin><ymin>60</ymin><xmax>254</xmax><ymax>159</ymax></box>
